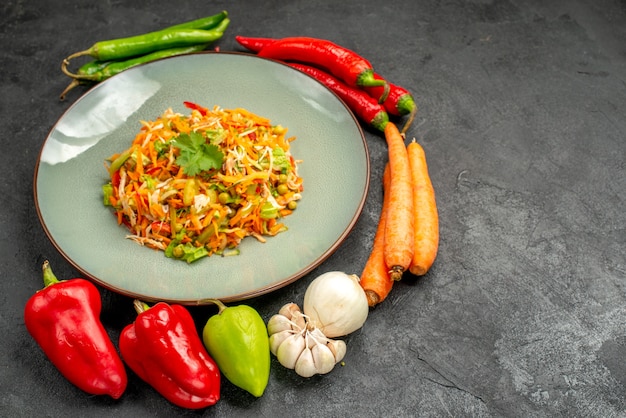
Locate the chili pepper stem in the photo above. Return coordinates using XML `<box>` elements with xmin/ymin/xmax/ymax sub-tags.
<box><xmin>358</xmin><ymin>71</ymin><xmax>387</xmax><ymax>88</ymax></box>
<box><xmin>42</xmin><ymin>260</ymin><xmax>61</xmax><ymax>287</ymax></box>
<box><xmin>62</xmin><ymin>52</ymin><xmax>93</xmax><ymax>76</ymax></box>
<box><xmin>61</xmin><ymin>58</ymin><xmax>98</xmax><ymax>81</ymax></box>
<box><xmin>378</xmin><ymin>82</ymin><xmax>390</xmax><ymax>104</ymax></box>
<box><xmin>401</xmin><ymin>107</ymin><xmax>417</xmax><ymax>135</ymax></box>
<box><xmin>59</xmin><ymin>79</ymin><xmax>86</xmax><ymax>101</ymax></box>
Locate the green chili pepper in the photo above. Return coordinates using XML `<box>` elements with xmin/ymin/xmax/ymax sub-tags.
<box><xmin>166</xmin><ymin>10</ymin><xmax>228</xmax><ymax>31</ymax></box>
<box><xmin>202</xmin><ymin>299</ymin><xmax>270</xmax><ymax>397</ymax></box>
<box><xmin>60</xmin><ymin>17</ymin><xmax>229</xmax><ymax>100</ymax></box>
<box><xmin>77</xmin><ymin>60</ymin><xmax>112</xmax><ymax>76</ymax></box>
<box><xmin>67</xmin><ymin>10</ymin><xmax>228</xmax><ymax>81</ymax></box>
<box><xmin>60</xmin><ymin>43</ymin><xmax>209</xmax><ymax>100</ymax></box>
<box><xmin>66</xmin><ymin>18</ymin><xmax>229</xmax><ymax>62</ymax></box>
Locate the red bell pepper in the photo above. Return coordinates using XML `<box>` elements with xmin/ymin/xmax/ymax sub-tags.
<box><xmin>119</xmin><ymin>300</ymin><xmax>220</xmax><ymax>409</ymax></box>
<box><xmin>23</xmin><ymin>261</ymin><xmax>127</xmax><ymax>399</ymax></box>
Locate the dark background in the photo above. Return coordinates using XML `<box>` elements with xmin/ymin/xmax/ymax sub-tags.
<box><xmin>2</xmin><ymin>0</ymin><xmax>625</xmax><ymax>416</ymax></box>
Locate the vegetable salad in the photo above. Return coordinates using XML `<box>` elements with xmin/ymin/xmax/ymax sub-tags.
<box><xmin>103</xmin><ymin>102</ymin><xmax>303</xmax><ymax>263</ymax></box>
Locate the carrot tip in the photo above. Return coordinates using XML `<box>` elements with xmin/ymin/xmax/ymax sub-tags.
<box><xmin>389</xmin><ymin>266</ymin><xmax>404</xmax><ymax>281</ymax></box>
<box><xmin>365</xmin><ymin>290</ymin><xmax>381</xmax><ymax>307</ymax></box>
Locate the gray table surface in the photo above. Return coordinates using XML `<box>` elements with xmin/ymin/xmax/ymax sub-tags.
<box><xmin>2</xmin><ymin>0</ymin><xmax>625</xmax><ymax>416</ymax></box>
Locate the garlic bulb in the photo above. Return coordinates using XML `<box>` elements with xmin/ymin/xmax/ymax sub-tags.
<box><xmin>267</xmin><ymin>302</ymin><xmax>346</xmax><ymax>377</ymax></box>
<box><xmin>303</xmin><ymin>271</ymin><xmax>369</xmax><ymax>338</ymax></box>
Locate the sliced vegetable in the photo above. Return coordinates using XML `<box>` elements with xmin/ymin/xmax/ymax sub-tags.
<box><xmin>103</xmin><ymin>104</ymin><xmax>303</xmax><ymax>260</ymax></box>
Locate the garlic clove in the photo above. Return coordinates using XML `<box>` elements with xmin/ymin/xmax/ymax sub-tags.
<box><xmin>278</xmin><ymin>302</ymin><xmax>301</xmax><ymax>320</ymax></box>
<box><xmin>304</xmin><ymin>330</ymin><xmax>320</xmax><ymax>348</ymax></box>
<box><xmin>308</xmin><ymin>327</ymin><xmax>327</xmax><ymax>341</ymax></box>
<box><xmin>290</xmin><ymin>310</ymin><xmax>307</xmax><ymax>331</ymax></box>
<box><xmin>326</xmin><ymin>339</ymin><xmax>347</xmax><ymax>363</ymax></box>
<box><xmin>311</xmin><ymin>343</ymin><xmax>336</xmax><ymax>375</ymax></box>
<box><xmin>269</xmin><ymin>329</ymin><xmax>295</xmax><ymax>356</ymax></box>
<box><xmin>267</xmin><ymin>314</ymin><xmax>294</xmax><ymax>335</ymax></box>
<box><xmin>294</xmin><ymin>347</ymin><xmax>317</xmax><ymax>378</ymax></box>
<box><xmin>276</xmin><ymin>333</ymin><xmax>306</xmax><ymax>369</ymax></box>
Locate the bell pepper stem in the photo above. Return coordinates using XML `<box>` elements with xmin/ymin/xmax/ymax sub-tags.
<box><xmin>204</xmin><ymin>299</ymin><xmax>227</xmax><ymax>314</ymax></box>
<box><xmin>42</xmin><ymin>260</ymin><xmax>61</xmax><ymax>287</ymax></box>
<box><xmin>133</xmin><ymin>299</ymin><xmax>151</xmax><ymax>315</ymax></box>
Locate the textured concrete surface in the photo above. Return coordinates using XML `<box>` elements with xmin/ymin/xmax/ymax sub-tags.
<box><xmin>1</xmin><ymin>0</ymin><xmax>625</xmax><ymax>416</ymax></box>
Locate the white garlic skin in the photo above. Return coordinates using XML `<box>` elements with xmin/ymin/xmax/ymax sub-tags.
<box><xmin>276</xmin><ymin>333</ymin><xmax>306</xmax><ymax>369</ymax></box>
<box><xmin>311</xmin><ymin>343</ymin><xmax>336</xmax><ymax>375</ymax></box>
<box><xmin>326</xmin><ymin>339</ymin><xmax>347</xmax><ymax>363</ymax></box>
<box><xmin>303</xmin><ymin>271</ymin><xmax>369</xmax><ymax>338</ymax></box>
<box><xmin>278</xmin><ymin>302</ymin><xmax>301</xmax><ymax>319</ymax></box>
<box><xmin>269</xmin><ymin>329</ymin><xmax>295</xmax><ymax>356</ymax></box>
<box><xmin>294</xmin><ymin>348</ymin><xmax>317</xmax><ymax>378</ymax></box>
<box><xmin>268</xmin><ymin>302</ymin><xmax>350</xmax><ymax>377</ymax></box>
<box><xmin>267</xmin><ymin>314</ymin><xmax>294</xmax><ymax>335</ymax></box>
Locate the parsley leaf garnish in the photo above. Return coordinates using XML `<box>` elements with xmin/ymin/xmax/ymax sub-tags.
<box><xmin>172</xmin><ymin>132</ymin><xmax>224</xmax><ymax>176</ymax></box>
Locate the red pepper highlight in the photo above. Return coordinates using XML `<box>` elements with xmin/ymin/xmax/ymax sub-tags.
<box><xmin>257</xmin><ymin>36</ymin><xmax>386</xmax><ymax>89</ymax></box>
<box><xmin>119</xmin><ymin>300</ymin><xmax>220</xmax><ymax>409</ymax></box>
<box><xmin>24</xmin><ymin>261</ymin><xmax>127</xmax><ymax>399</ymax></box>
<box><xmin>288</xmin><ymin>62</ymin><xmax>389</xmax><ymax>132</ymax></box>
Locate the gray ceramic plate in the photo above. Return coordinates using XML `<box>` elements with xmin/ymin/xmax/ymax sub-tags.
<box><xmin>34</xmin><ymin>52</ymin><xmax>369</xmax><ymax>304</ymax></box>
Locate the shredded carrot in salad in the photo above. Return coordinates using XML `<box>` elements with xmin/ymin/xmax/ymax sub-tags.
<box><xmin>102</xmin><ymin>102</ymin><xmax>303</xmax><ymax>263</ymax></box>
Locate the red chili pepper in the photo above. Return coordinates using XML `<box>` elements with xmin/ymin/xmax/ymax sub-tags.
<box><xmin>257</xmin><ymin>36</ymin><xmax>386</xmax><ymax>89</ymax></box>
<box><xmin>150</xmin><ymin>221</ymin><xmax>171</xmax><ymax>236</ymax></box>
<box><xmin>183</xmin><ymin>101</ymin><xmax>209</xmax><ymax>116</ymax></box>
<box><xmin>288</xmin><ymin>62</ymin><xmax>389</xmax><ymax>132</ymax></box>
<box><xmin>119</xmin><ymin>300</ymin><xmax>220</xmax><ymax>409</ymax></box>
<box><xmin>364</xmin><ymin>73</ymin><xmax>417</xmax><ymax>117</ymax></box>
<box><xmin>235</xmin><ymin>35</ymin><xmax>275</xmax><ymax>53</ymax></box>
<box><xmin>24</xmin><ymin>261</ymin><xmax>127</xmax><ymax>399</ymax></box>
<box><xmin>111</xmin><ymin>170</ymin><xmax>121</xmax><ymax>188</ymax></box>
<box><xmin>236</xmin><ymin>35</ymin><xmax>414</xmax><ymax>116</ymax></box>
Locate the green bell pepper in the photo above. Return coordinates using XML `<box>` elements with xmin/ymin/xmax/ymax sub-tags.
<box><xmin>202</xmin><ymin>299</ymin><xmax>270</xmax><ymax>397</ymax></box>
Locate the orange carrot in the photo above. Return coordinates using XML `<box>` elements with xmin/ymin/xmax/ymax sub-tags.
<box><xmin>383</xmin><ymin>122</ymin><xmax>415</xmax><ymax>281</ymax></box>
<box><xmin>407</xmin><ymin>139</ymin><xmax>439</xmax><ymax>275</ymax></box>
<box><xmin>360</xmin><ymin>165</ymin><xmax>393</xmax><ymax>307</ymax></box>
